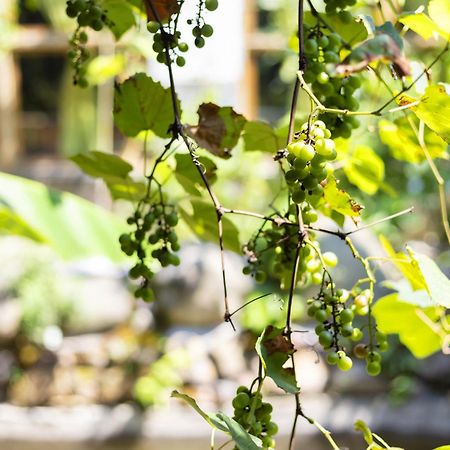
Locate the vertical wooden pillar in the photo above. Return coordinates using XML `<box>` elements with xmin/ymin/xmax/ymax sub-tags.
<box><xmin>0</xmin><ymin>0</ymin><xmax>20</xmax><ymax>170</ymax></box>
<box><xmin>241</xmin><ymin>0</ymin><xmax>259</xmax><ymax>120</ymax></box>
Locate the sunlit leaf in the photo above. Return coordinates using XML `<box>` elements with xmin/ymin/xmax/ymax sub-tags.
<box><xmin>398</xmin><ymin>85</ymin><xmax>450</xmax><ymax>143</ymax></box>
<box><xmin>378</xmin><ymin>117</ymin><xmax>448</xmax><ymax>163</ymax></box>
<box><xmin>0</xmin><ymin>208</ymin><xmax>47</xmax><ymax>243</ymax></box>
<box><xmin>343</xmin><ymin>145</ymin><xmax>384</xmax><ymax>195</ymax></box>
<box><xmin>373</xmin><ymin>293</ymin><xmax>443</xmax><ymax>358</ymax></box>
<box><xmin>186</xmin><ymin>103</ymin><xmax>247</xmax><ymax>158</ymax></box>
<box><xmin>255</xmin><ymin>326</ymin><xmax>298</xmax><ymax>394</ymax></box>
<box><xmin>399</xmin><ymin>12</ymin><xmax>442</xmax><ymax>40</ymax></box>
<box><xmin>429</xmin><ymin>0</ymin><xmax>450</xmax><ymax>39</ymax></box>
<box><xmin>87</xmin><ymin>54</ymin><xmax>126</xmax><ymax>85</ymax></box>
<box><xmin>102</xmin><ymin>0</ymin><xmax>135</xmax><ymax>39</ymax></box>
<box><xmin>174</xmin><ymin>153</ymin><xmax>217</xmax><ymax>196</ymax></box>
<box><xmin>217</xmin><ymin>414</ymin><xmax>263</xmax><ymax>450</ymax></box>
<box><xmin>114</xmin><ymin>73</ymin><xmax>179</xmax><ymax>138</ymax></box>
<box><xmin>0</xmin><ymin>173</ymin><xmax>125</xmax><ymax>261</ymax></box>
<box><xmin>323</xmin><ymin>177</ymin><xmax>363</xmax><ymax>219</ymax></box>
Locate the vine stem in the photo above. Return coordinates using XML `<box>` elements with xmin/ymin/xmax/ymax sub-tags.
<box><xmin>144</xmin><ymin>0</ymin><xmax>235</xmax><ymax>328</ymax></box>
<box><xmin>304</xmin><ymin>416</ymin><xmax>341</xmax><ymax>450</ymax></box>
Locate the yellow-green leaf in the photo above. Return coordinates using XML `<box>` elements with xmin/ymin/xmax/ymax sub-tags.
<box><xmin>399</xmin><ymin>13</ymin><xmax>442</xmax><ymax>40</ymax></box>
<box><xmin>429</xmin><ymin>0</ymin><xmax>450</xmax><ymax>39</ymax></box>
<box><xmin>323</xmin><ymin>177</ymin><xmax>364</xmax><ymax>219</ymax></box>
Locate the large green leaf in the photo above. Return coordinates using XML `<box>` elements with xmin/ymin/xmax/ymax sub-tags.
<box><xmin>378</xmin><ymin>117</ymin><xmax>448</xmax><ymax>163</ymax></box>
<box><xmin>187</xmin><ymin>103</ymin><xmax>247</xmax><ymax>158</ymax></box>
<box><xmin>0</xmin><ymin>173</ymin><xmax>125</xmax><ymax>261</ymax></box>
<box><xmin>243</xmin><ymin>121</ymin><xmax>283</xmax><ymax>154</ymax></box>
<box><xmin>178</xmin><ymin>199</ymin><xmax>240</xmax><ymax>253</ymax></box>
<box><xmin>114</xmin><ymin>73</ymin><xmax>178</xmax><ymax>138</ymax></box>
<box><xmin>255</xmin><ymin>326</ymin><xmax>298</xmax><ymax>394</ymax></box>
<box><xmin>399</xmin><ymin>12</ymin><xmax>442</xmax><ymax>40</ymax></box>
<box><xmin>102</xmin><ymin>0</ymin><xmax>136</xmax><ymax>39</ymax></box>
<box><xmin>71</xmin><ymin>151</ymin><xmax>146</xmax><ymax>201</ymax></box>
<box><xmin>398</xmin><ymin>85</ymin><xmax>450</xmax><ymax>143</ymax></box>
<box><xmin>411</xmin><ymin>251</ymin><xmax>450</xmax><ymax>308</ymax></box>
<box><xmin>174</xmin><ymin>153</ymin><xmax>217</xmax><ymax>196</ymax></box>
<box><xmin>373</xmin><ymin>293</ymin><xmax>443</xmax><ymax>358</ymax></box>
<box><xmin>323</xmin><ymin>177</ymin><xmax>363</xmax><ymax>219</ymax></box>
<box><xmin>0</xmin><ymin>208</ymin><xmax>46</xmax><ymax>243</ymax></box>
<box><xmin>343</xmin><ymin>145</ymin><xmax>384</xmax><ymax>195</ymax></box>
<box><xmin>433</xmin><ymin>446</ymin><xmax>450</xmax><ymax>450</ymax></box>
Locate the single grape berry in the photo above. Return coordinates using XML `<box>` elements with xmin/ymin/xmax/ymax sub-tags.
<box><xmin>337</xmin><ymin>352</ymin><xmax>353</xmax><ymax>371</ymax></box>
<box><xmin>147</xmin><ymin>21</ymin><xmax>160</xmax><ymax>33</ymax></box>
<box><xmin>205</xmin><ymin>0</ymin><xmax>219</xmax><ymax>11</ymax></box>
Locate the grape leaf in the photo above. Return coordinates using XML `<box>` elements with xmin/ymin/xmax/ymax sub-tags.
<box><xmin>0</xmin><ymin>208</ymin><xmax>47</xmax><ymax>243</ymax></box>
<box><xmin>178</xmin><ymin>199</ymin><xmax>241</xmax><ymax>253</ymax></box>
<box><xmin>255</xmin><ymin>326</ymin><xmax>298</xmax><ymax>394</ymax></box>
<box><xmin>398</xmin><ymin>85</ymin><xmax>450</xmax><ymax>143</ymax></box>
<box><xmin>410</xmin><ymin>250</ymin><xmax>450</xmax><ymax>308</ymax></box>
<box><xmin>102</xmin><ymin>0</ymin><xmax>135</xmax><ymax>39</ymax></box>
<box><xmin>243</xmin><ymin>121</ymin><xmax>283</xmax><ymax>153</ymax></box>
<box><xmin>323</xmin><ymin>177</ymin><xmax>363</xmax><ymax>219</ymax></box>
<box><xmin>114</xmin><ymin>73</ymin><xmax>179</xmax><ymax>138</ymax></box>
<box><xmin>343</xmin><ymin>145</ymin><xmax>384</xmax><ymax>195</ymax></box>
<box><xmin>399</xmin><ymin>13</ymin><xmax>442</xmax><ymax>40</ymax></box>
<box><xmin>433</xmin><ymin>446</ymin><xmax>450</xmax><ymax>450</ymax></box>
<box><xmin>186</xmin><ymin>103</ymin><xmax>247</xmax><ymax>158</ymax></box>
<box><xmin>429</xmin><ymin>0</ymin><xmax>450</xmax><ymax>39</ymax></box>
<box><xmin>373</xmin><ymin>293</ymin><xmax>443</xmax><ymax>358</ymax></box>
<box><xmin>174</xmin><ymin>153</ymin><xmax>217</xmax><ymax>196</ymax></box>
<box><xmin>378</xmin><ymin>117</ymin><xmax>448</xmax><ymax>163</ymax></box>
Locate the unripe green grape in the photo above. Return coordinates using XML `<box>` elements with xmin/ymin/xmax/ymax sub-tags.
<box><xmin>266</xmin><ymin>421</ymin><xmax>278</xmax><ymax>436</ymax></box>
<box><xmin>66</xmin><ymin>4</ymin><xmax>79</xmax><ymax>18</ymax></box>
<box><xmin>303</xmin><ymin>209</ymin><xmax>318</xmax><ymax>224</ymax></box>
<box><xmin>302</xmin><ymin>175</ymin><xmax>318</xmax><ymax>190</ymax></box>
<box><xmin>156</xmin><ymin>52</ymin><xmax>166</xmax><ymax>63</ymax></box>
<box><xmin>323</xmin><ymin>51</ymin><xmax>340</xmax><ymax>63</ymax></box>
<box><xmin>327</xmin><ymin>351</ymin><xmax>339</xmax><ymax>365</ymax></box>
<box><xmin>366</xmin><ymin>361</ymin><xmax>381</xmax><ymax>376</ymax></box>
<box><xmin>319</xmin><ymin>330</ymin><xmax>333</xmax><ymax>347</ymax></box>
<box><xmin>205</xmin><ymin>0</ymin><xmax>219</xmax><ymax>11</ymax></box>
<box><xmin>236</xmin><ymin>385</ymin><xmax>249</xmax><ymax>394</ymax></box>
<box><xmin>201</xmin><ymin>24</ymin><xmax>214</xmax><ymax>37</ymax></box>
<box><xmin>378</xmin><ymin>341</ymin><xmax>389</xmax><ymax>352</ymax></box>
<box><xmin>311</xmin><ymin>271</ymin><xmax>323</xmax><ymax>284</ymax></box>
<box><xmin>295</xmin><ymin>167</ymin><xmax>309</xmax><ymax>180</ymax></box>
<box><xmin>351</xmin><ymin>328</ymin><xmax>363</xmax><ymax>341</ymax></box>
<box><xmin>91</xmin><ymin>19</ymin><xmax>103</xmax><ymax>31</ymax></box>
<box><xmin>292</xmin><ymin>188</ymin><xmax>306</xmax><ymax>204</ymax></box>
<box><xmin>195</xmin><ymin>37</ymin><xmax>205</xmax><ymax>48</ymax></box>
<box><xmin>340</xmin><ymin>308</ymin><xmax>354</xmax><ymax>323</ymax></box>
<box><xmin>147</xmin><ymin>20</ymin><xmax>160</xmax><ymax>33</ymax></box>
<box><xmin>341</xmin><ymin>324</ymin><xmax>354</xmax><ymax>337</ymax></box>
<box><xmin>315</xmin><ymin>323</ymin><xmax>326</xmax><ymax>335</ymax></box>
<box><xmin>262</xmin><ymin>437</ymin><xmax>275</xmax><ymax>449</ymax></box>
<box><xmin>77</xmin><ymin>11</ymin><xmax>91</xmax><ymax>26</ymax></box>
<box><xmin>178</xmin><ymin>42</ymin><xmax>189</xmax><ymax>52</ymax></box>
<box><xmin>232</xmin><ymin>392</ymin><xmax>250</xmax><ymax>409</ymax></box>
<box><xmin>307</xmin><ymin>305</ymin><xmax>318</xmax><ymax>317</ymax></box>
<box><xmin>255</xmin><ymin>270</ymin><xmax>267</xmax><ymax>283</ymax></box>
<box><xmin>316</xmin><ymin>71</ymin><xmax>329</xmax><ymax>85</ymax></box>
<box><xmin>318</xmin><ymin>35</ymin><xmax>329</xmax><ymax>48</ymax></box>
<box><xmin>337</xmin><ymin>352</ymin><xmax>353</xmax><ymax>371</ymax></box>
<box><xmin>366</xmin><ymin>351</ymin><xmax>381</xmax><ymax>363</ymax></box>
<box><xmin>339</xmin><ymin>10</ymin><xmax>353</xmax><ymax>23</ymax></box>
<box><xmin>304</xmin><ymin>39</ymin><xmax>318</xmax><ymax>54</ymax></box>
<box><xmin>315</xmin><ymin>308</ymin><xmax>328</xmax><ymax>323</ymax></box>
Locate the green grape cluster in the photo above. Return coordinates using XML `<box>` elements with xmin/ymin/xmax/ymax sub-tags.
<box><xmin>118</xmin><ymin>203</ymin><xmax>180</xmax><ymax>301</ymax></box>
<box><xmin>67</xmin><ymin>28</ymin><xmax>89</xmax><ymax>87</ymax></box>
<box><xmin>232</xmin><ymin>386</ymin><xmax>278</xmax><ymax>450</ymax></box>
<box><xmin>323</xmin><ymin>0</ymin><xmax>356</xmax><ymax>15</ymax></box>
<box><xmin>285</xmin><ymin>119</ymin><xmax>335</xmax><ymax>206</ymax></box>
<box><xmin>307</xmin><ymin>284</ymin><xmax>365</xmax><ymax>371</ymax></box>
<box><xmin>302</xmin><ymin>24</ymin><xmax>362</xmax><ymax>138</ymax></box>
<box><xmin>65</xmin><ymin>0</ymin><xmax>108</xmax><ymax>31</ymax></box>
<box><xmin>147</xmin><ymin>23</ymin><xmax>189</xmax><ymax>67</ymax></box>
<box><xmin>187</xmin><ymin>0</ymin><xmax>217</xmax><ymax>49</ymax></box>
<box><xmin>353</xmin><ymin>329</ymin><xmax>389</xmax><ymax>376</ymax></box>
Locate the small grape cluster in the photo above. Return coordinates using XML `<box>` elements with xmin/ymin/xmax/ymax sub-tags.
<box><xmin>323</xmin><ymin>0</ymin><xmax>356</xmax><ymax>15</ymax></box>
<box><xmin>303</xmin><ymin>24</ymin><xmax>362</xmax><ymax>138</ymax></box>
<box><xmin>308</xmin><ymin>285</ymin><xmax>364</xmax><ymax>372</ymax></box>
<box><xmin>353</xmin><ymin>327</ymin><xmax>389</xmax><ymax>376</ymax></box>
<box><xmin>285</xmin><ymin>119</ymin><xmax>335</xmax><ymax>207</ymax></box>
<box><xmin>118</xmin><ymin>204</ymin><xmax>180</xmax><ymax>301</ymax></box>
<box><xmin>67</xmin><ymin>29</ymin><xmax>89</xmax><ymax>87</ymax></box>
<box><xmin>187</xmin><ymin>0</ymin><xmax>218</xmax><ymax>49</ymax></box>
<box><xmin>232</xmin><ymin>386</ymin><xmax>278</xmax><ymax>450</ymax></box>
<box><xmin>65</xmin><ymin>0</ymin><xmax>108</xmax><ymax>31</ymax></box>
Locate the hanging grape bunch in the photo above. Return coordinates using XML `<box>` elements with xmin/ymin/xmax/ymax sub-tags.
<box><xmin>323</xmin><ymin>0</ymin><xmax>356</xmax><ymax>15</ymax></box>
<box><xmin>232</xmin><ymin>385</ymin><xmax>278</xmax><ymax>450</ymax></box>
<box><xmin>303</xmin><ymin>24</ymin><xmax>361</xmax><ymax>138</ymax></box>
<box><xmin>119</xmin><ymin>203</ymin><xmax>180</xmax><ymax>302</ymax></box>
<box><xmin>65</xmin><ymin>0</ymin><xmax>110</xmax><ymax>86</ymax></box>
<box><xmin>146</xmin><ymin>0</ymin><xmax>218</xmax><ymax>67</ymax></box>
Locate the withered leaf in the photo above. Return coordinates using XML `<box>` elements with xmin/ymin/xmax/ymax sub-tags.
<box><xmin>186</xmin><ymin>103</ymin><xmax>247</xmax><ymax>159</ymax></box>
<box><xmin>143</xmin><ymin>0</ymin><xmax>180</xmax><ymax>22</ymax></box>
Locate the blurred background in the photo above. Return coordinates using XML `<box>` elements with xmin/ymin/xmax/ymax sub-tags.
<box><xmin>0</xmin><ymin>0</ymin><xmax>449</xmax><ymax>449</ymax></box>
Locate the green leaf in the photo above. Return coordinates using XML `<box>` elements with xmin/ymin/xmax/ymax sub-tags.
<box><xmin>399</xmin><ymin>13</ymin><xmax>442</xmax><ymax>40</ymax></box>
<box><xmin>217</xmin><ymin>413</ymin><xmax>262</xmax><ymax>450</ymax></box>
<box><xmin>243</xmin><ymin>121</ymin><xmax>282</xmax><ymax>153</ymax></box>
<box><xmin>0</xmin><ymin>173</ymin><xmax>125</xmax><ymax>261</ymax></box>
<box><xmin>373</xmin><ymin>293</ymin><xmax>443</xmax><ymax>358</ymax></box>
<box><xmin>433</xmin><ymin>446</ymin><xmax>450</xmax><ymax>450</ymax></box>
<box><xmin>323</xmin><ymin>177</ymin><xmax>364</xmax><ymax>219</ymax></box>
<box><xmin>255</xmin><ymin>326</ymin><xmax>298</xmax><ymax>394</ymax></box>
<box><xmin>178</xmin><ymin>199</ymin><xmax>241</xmax><ymax>253</ymax></box>
<box><xmin>410</xmin><ymin>250</ymin><xmax>450</xmax><ymax>308</ymax></box>
<box><xmin>429</xmin><ymin>0</ymin><xmax>450</xmax><ymax>39</ymax></box>
<box><xmin>0</xmin><ymin>208</ymin><xmax>47</xmax><ymax>243</ymax></box>
<box><xmin>378</xmin><ymin>117</ymin><xmax>448</xmax><ymax>163</ymax></box>
<box><xmin>102</xmin><ymin>0</ymin><xmax>136</xmax><ymax>39</ymax></box>
<box><xmin>71</xmin><ymin>151</ymin><xmax>145</xmax><ymax>201</ymax></box>
<box><xmin>174</xmin><ymin>153</ymin><xmax>217</xmax><ymax>196</ymax></box>
<box><xmin>187</xmin><ymin>103</ymin><xmax>247</xmax><ymax>158</ymax></box>
<box><xmin>379</xmin><ymin>235</ymin><xmax>427</xmax><ymax>291</ymax></box>
<box><xmin>398</xmin><ymin>85</ymin><xmax>450</xmax><ymax>143</ymax></box>
<box><xmin>171</xmin><ymin>391</ymin><xmax>228</xmax><ymax>432</ymax></box>
<box><xmin>87</xmin><ymin>54</ymin><xmax>126</xmax><ymax>85</ymax></box>
<box><xmin>114</xmin><ymin>73</ymin><xmax>178</xmax><ymax>138</ymax></box>
<box><xmin>343</xmin><ymin>145</ymin><xmax>384</xmax><ymax>195</ymax></box>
